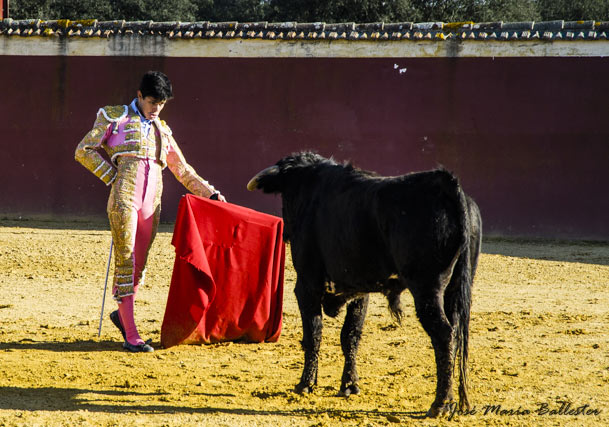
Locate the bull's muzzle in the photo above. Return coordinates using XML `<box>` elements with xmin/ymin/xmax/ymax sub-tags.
<box><xmin>246</xmin><ymin>166</ymin><xmax>279</xmax><ymax>191</ymax></box>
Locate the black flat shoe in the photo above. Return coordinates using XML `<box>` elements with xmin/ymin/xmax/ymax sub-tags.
<box><xmin>123</xmin><ymin>341</ymin><xmax>154</xmax><ymax>353</ymax></box>
<box><xmin>109</xmin><ymin>310</ymin><xmax>126</xmax><ymax>340</ymax></box>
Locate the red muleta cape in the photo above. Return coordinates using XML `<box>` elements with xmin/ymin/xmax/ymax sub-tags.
<box><xmin>161</xmin><ymin>194</ymin><xmax>285</xmax><ymax>348</ymax></box>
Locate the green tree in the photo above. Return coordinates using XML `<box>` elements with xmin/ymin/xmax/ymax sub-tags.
<box><xmin>8</xmin><ymin>0</ymin><xmax>609</xmax><ymax>23</ymax></box>
<box><xmin>410</xmin><ymin>0</ymin><xmax>479</xmax><ymax>22</ymax></box>
<box><xmin>56</xmin><ymin>0</ymin><xmax>113</xmax><ymax>20</ymax></box>
<box><xmin>268</xmin><ymin>0</ymin><xmax>419</xmax><ymax>23</ymax></box>
<box><xmin>195</xmin><ymin>0</ymin><xmax>269</xmax><ymax>22</ymax></box>
<box><xmin>140</xmin><ymin>0</ymin><xmax>197</xmax><ymax>21</ymax></box>
<box><xmin>10</xmin><ymin>0</ymin><xmax>197</xmax><ymax>21</ymax></box>
<box><xmin>10</xmin><ymin>0</ymin><xmax>113</xmax><ymax>19</ymax></box>
<box><xmin>409</xmin><ymin>0</ymin><xmax>540</xmax><ymax>22</ymax></box>
<box><xmin>10</xmin><ymin>0</ymin><xmax>56</xmax><ymax>19</ymax></box>
<box><xmin>479</xmin><ymin>0</ymin><xmax>540</xmax><ymax>22</ymax></box>
<box><xmin>536</xmin><ymin>0</ymin><xmax>609</xmax><ymax>21</ymax></box>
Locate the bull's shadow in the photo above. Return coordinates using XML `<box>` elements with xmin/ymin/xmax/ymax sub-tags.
<box><xmin>0</xmin><ymin>385</ymin><xmax>426</xmax><ymax>420</ymax></box>
<box><xmin>482</xmin><ymin>236</ymin><xmax>609</xmax><ymax>266</ymax></box>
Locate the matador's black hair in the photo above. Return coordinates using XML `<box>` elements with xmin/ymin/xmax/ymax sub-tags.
<box><xmin>139</xmin><ymin>70</ymin><xmax>173</xmax><ymax>101</ymax></box>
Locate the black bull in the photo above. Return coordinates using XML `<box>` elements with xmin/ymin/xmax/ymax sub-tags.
<box><xmin>247</xmin><ymin>152</ymin><xmax>482</xmax><ymax>417</ymax></box>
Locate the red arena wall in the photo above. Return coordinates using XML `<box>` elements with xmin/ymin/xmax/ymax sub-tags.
<box><xmin>1</xmin><ymin>21</ymin><xmax>609</xmax><ymax>240</ymax></box>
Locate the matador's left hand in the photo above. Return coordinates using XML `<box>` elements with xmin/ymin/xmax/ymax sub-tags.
<box><xmin>210</xmin><ymin>192</ymin><xmax>227</xmax><ymax>202</ymax></box>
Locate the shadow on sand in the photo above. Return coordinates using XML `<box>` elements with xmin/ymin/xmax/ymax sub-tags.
<box><xmin>0</xmin><ymin>385</ymin><xmax>427</xmax><ymax>420</ymax></box>
<box><xmin>0</xmin><ymin>339</ymin><xmax>157</xmax><ymax>353</ymax></box>
<box><xmin>0</xmin><ymin>219</ymin><xmax>175</xmax><ymax>233</ymax></box>
<box><xmin>482</xmin><ymin>236</ymin><xmax>609</xmax><ymax>266</ymax></box>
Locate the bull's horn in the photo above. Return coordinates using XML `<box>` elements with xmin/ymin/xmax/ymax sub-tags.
<box><xmin>246</xmin><ymin>165</ymin><xmax>280</xmax><ymax>191</ymax></box>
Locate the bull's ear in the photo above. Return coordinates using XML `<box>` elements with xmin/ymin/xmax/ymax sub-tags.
<box><xmin>247</xmin><ymin>165</ymin><xmax>280</xmax><ymax>191</ymax></box>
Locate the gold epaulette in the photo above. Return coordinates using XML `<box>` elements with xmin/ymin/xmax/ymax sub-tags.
<box><xmin>97</xmin><ymin>105</ymin><xmax>129</xmax><ymax>122</ymax></box>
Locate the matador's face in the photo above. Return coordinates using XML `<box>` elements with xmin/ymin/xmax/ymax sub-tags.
<box><xmin>136</xmin><ymin>91</ymin><xmax>166</xmax><ymax>120</ymax></box>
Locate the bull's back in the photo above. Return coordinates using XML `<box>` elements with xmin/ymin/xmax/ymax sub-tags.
<box><xmin>373</xmin><ymin>170</ymin><xmax>467</xmax><ymax>271</ymax></box>
<box><xmin>296</xmin><ymin>168</ymin><xmax>466</xmax><ymax>285</ymax></box>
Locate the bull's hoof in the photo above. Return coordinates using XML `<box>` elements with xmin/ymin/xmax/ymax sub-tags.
<box><xmin>338</xmin><ymin>384</ymin><xmax>360</xmax><ymax>397</ymax></box>
<box><xmin>426</xmin><ymin>402</ymin><xmax>453</xmax><ymax>418</ymax></box>
<box><xmin>294</xmin><ymin>382</ymin><xmax>314</xmax><ymax>394</ymax></box>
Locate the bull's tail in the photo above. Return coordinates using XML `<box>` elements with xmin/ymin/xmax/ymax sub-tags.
<box><xmin>445</xmin><ymin>184</ymin><xmax>482</xmax><ymax>411</ymax></box>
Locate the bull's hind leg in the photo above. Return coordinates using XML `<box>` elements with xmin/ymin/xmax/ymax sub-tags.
<box><xmin>338</xmin><ymin>295</ymin><xmax>369</xmax><ymax>397</ymax></box>
<box><xmin>411</xmin><ymin>287</ymin><xmax>456</xmax><ymax>418</ymax></box>
<box><xmin>294</xmin><ymin>279</ymin><xmax>323</xmax><ymax>393</ymax></box>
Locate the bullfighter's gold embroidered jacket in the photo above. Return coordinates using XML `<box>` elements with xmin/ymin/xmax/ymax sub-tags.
<box><xmin>74</xmin><ymin>104</ymin><xmax>218</xmax><ymax>198</ymax></box>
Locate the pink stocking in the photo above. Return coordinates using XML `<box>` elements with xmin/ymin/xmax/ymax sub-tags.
<box><xmin>117</xmin><ymin>295</ymin><xmax>144</xmax><ymax>345</ymax></box>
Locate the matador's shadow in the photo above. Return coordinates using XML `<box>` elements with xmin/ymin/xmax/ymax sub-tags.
<box><xmin>0</xmin><ymin>339</ymin><xmax>157</xmax><ymax>353</ymax></box>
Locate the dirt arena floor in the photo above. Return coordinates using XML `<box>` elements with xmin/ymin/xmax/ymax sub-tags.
<box><xmin>0</xmin><ymin>219</ymin><xmax>608</xmax><ymax>426</ymax></box>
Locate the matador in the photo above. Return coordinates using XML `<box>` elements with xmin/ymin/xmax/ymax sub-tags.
<box><xmin>75</xmin><ymin>71</ymin><xmax>225</xmax><ymax>352</ymax></box>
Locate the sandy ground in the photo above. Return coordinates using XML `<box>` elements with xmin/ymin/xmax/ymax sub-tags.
<box><xmin>0</xmin><ymin>219</ymin><xmax>608</xmax><ymax>426</ymax></box>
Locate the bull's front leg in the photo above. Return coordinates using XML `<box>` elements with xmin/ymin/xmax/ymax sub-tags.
<box><xmin>339</xmin><ymin>295</ymin><xmax>369</xmax><ymax>397</ymax></box>
<box><xmin>294</xmin><ymin>280</ymin><xmax>323</xmax><ymax>393</ymax></box>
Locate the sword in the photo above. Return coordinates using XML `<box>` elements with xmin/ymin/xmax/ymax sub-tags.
<box><xmin>97</xmin><ymin>239</ymin><xmax>114</xmax><ymax>337</ymax></box>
